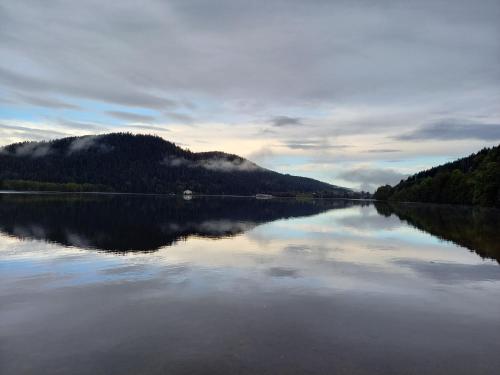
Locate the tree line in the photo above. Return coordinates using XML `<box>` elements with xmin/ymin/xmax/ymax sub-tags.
<box><xmin>374</xmin><ymin>145</ymin><xmax>500</xmax><ymax>207</ymax></box>
<box><xmin>0</xmin><ymin>133</ymin><xmax>356</xmax><ymax>197</ymax></box>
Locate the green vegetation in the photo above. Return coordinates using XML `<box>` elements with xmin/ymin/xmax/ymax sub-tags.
<box><xmin>0</xmin><ymin>133</ymin><xmax>354</xmax><ymax>197</ymax></box>
<box><xmin>374</xmin><ymin>145</ymin><xmax>500</xmax><ymax>207</ymax></box>
<box><xmin>0</xmin><ymin>180</ymin><xmax>111</xmax><ymax>192</ymax></box>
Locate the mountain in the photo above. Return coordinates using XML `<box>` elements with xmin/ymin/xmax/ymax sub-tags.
<box><xmin>0</xmin><ymin>133</ymin><xmax>352</xmax><ymax>196</ymax></box>
<box><xmin>374</xmin><ymin>145</ymin><xmax>500</xmax><ymax>206</ymax></box>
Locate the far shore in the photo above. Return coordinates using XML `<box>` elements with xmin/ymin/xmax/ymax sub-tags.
<box><xmin>0</xmin><ymin>190</ymin><xmax>373</xmax><ymax>201</ymax></box>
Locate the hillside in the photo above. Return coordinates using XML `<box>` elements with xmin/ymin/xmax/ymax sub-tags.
<box><xmin>374</xmin><ymin>145</ymin><xmax>500</xmax><ymax>206</ymax></box>
<box><xmin>0</xmin><ymin>133</ymin><xmax>352</xmax><ymax>196</ymax></box>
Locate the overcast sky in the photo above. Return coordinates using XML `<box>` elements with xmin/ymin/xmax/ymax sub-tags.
<box><xmin>1</xmin><ymin>0</ymin><xmax>499</xmax><ymax>191</ymax></box>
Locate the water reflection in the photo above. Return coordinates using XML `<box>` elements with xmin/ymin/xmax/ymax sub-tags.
<box><xmin>0</xmin><ymin>194</ymin><xmax>362</xmax><ymax>252</ymax></box>
<box><xmin>1</xmin><ymin>194</ymin><xmax>500</xmax><ymax>375</ymax></box>
<box><xmin>1</xmin><ymin>193</ymin><xmax>498</xmax><ymax>264</ymax></box>
<box><xmin>375</xmin><ymin>202</ymin><xmax>500</xmax><ymax>263</ymax></box>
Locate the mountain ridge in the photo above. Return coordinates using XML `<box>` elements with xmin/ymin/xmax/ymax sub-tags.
<box><xmin>0</xmin><ymin>133</ymin><xmax>354</xmax><ymax>197</ymax></box>
<box><xmin>374</xmin><ymin>145</ymin><xmax>500</xmax><ymax>207</ymax></box>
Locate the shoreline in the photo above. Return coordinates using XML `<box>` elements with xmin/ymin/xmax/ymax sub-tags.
<box><xmin>0</xmin><ymin>190</ymin><xmax>370</xmax><ymax>201</ymax></box>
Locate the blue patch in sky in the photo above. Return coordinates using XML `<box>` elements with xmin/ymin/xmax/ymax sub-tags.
<box><xmin>0</xmin><ymin>105</ymin><xmax>41</xmax><ymax>122</ymax></box>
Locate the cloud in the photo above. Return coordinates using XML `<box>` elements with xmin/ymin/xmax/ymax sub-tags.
<box><xmin>9</xmin><ymin>142</ymin><xmax>53</xmax><ymax>158</ymax></box>
<box><xmin>67</xmin><ymin>135</ymin><xmax>111</xmax><ymax>154</ymax></box>
<box><xmin>55</xmin><ymin>119</ymin><xmax>107</xmax><ymax>131</ymax></box>
<box><xmin>0</xmin><ymin>134</ymin><xmax>112</xmax><ymax>157</ymax></box>
<box><xmin>165</xmin><ymin>112</ymin><xmax>195</xmax><ymax>124</ymax></box>
<box><xmin>2</xmin><ymin>0</ymin><xmax>498</xmax><ymax>110</ymax></box>
<box><xmin>162</xmin><ymin>156</ymin><xmax>189</xmax><ymax>167</ymax></box>
<box><xmin>12</xmin><ymin>94</ymin><xmax>80</xmax><ymax>110</ymax></box>
<box><xmin>126</xmin><ymin>125</ymin><xmax>170</xmax><ymax>132</ymax></box>
<box><xmin>162</xmin><ymin>155</ymin><xmax>261</xmax><ymax>172</ymax></box>
<box><xmin>0</xmin><ymin>123</ymin><xmax>69</xmax><ymax>142</ymax></box>
<box><xmin>338</xmin><ymin>167</ymin><xmax>408</xmax><ymax>192</ymax></box>
<box><xmin>0</xmin><ymin>66</ymin><xmax>177</xmax><ymax>110</ymax></box>
<box><xmin>68</xmin><ymin>136</ymin><xmax>98</xmax><ymax>153</ymax></box>
<box><xmin>366</xmin><ymin>149</ymin><xmax>401</xmax><ymax>153</ymax></box>
<box><xmin>247</xmin><ymin>146</ymin><xmax>275</xmax><ymax>163</ymax></box>
<box><xmin>270</xmin><ymin>116</ymin><xmax>303</xmax><ymax>127</ymax></box>
<box><xmin>199</xmin><ymin>157</ymin><xmax>260</xmax><ymax>172</ymax></box>
<box><xmin>396</xmin><ymin>121</ymin><xmax>500</xmax><ymax>141</ymax></box>
<box><xmin>285</xmin><ymin>140</ymin><xmax>349</xmax><ymax>151</ymax></box>
<box><xmin>106</xmin><ymin>110</ymin><xmax>156</xmax><ymax>123</ymax></box>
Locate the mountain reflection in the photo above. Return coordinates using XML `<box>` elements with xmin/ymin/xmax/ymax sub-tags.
<box><xmin>0</xmin><ymin>194</ymin><xmax>363</xmax><ymax>252</ymax></box>
<box><xmin>3</xmin><ymin>194</ymin><xmax>499</xmax><ymax>261</ymax></box>
<box><xmin>375</xmin><ymin>202</ymin><xmax>500</xmax><ymax>263</ymax></box>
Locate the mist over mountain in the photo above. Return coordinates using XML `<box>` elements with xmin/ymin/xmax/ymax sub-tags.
<box><xmin>0</xmin><ymin>133</ymin><xmax>353</xmax><ymax>196</ymax></box>
<box><xmin>374</xmin><ymin>145</ymin><xmax>500</xmax><ymax>207</ymax></box>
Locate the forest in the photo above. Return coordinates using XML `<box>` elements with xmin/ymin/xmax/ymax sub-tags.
<box><xmin>374</xmin><ymin>145</ymin><xmax>500</xmax><ymax>207</ymax></box>
<box><xmin>0</xmin><ymin>133</ymin><xmax>355</xmax><ymax>197</ymax></box>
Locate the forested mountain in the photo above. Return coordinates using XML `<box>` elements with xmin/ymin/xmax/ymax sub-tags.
<box><xmin>0</xmin><ymin>133</ymin><xmax>352</xmax><ymax>196</ymax></box>
<box><xmin>374</xmin><ymin>145</ymin><xmax>500</xmax><ymax>206</ymax></box>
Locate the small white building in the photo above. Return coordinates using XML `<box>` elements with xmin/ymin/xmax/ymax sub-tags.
<box><xmin>183</xmin><ymin>190</ymin><xmax>193</xmax><ymax>196</ymax></box>
<box><xmin>255</xmin><ymin>193</ymin><xmax>273</xmax><ymax>199</ymax></box>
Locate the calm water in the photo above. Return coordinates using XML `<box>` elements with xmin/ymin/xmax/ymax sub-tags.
<box><xmin>1</xmin><ymin>194</ymin><xmax>500</xmax><ymax>375</ymax></box>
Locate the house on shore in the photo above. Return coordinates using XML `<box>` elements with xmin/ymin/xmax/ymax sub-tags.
<box><xmin>255</xmin><ymin>193</ymin><xmax>273</xmax><ymax>199</ymax></box>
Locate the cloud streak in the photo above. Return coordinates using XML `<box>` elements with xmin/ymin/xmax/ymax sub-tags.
<box><xmin>67</xmin><ymin>135</ymin><xmax>108</xmax><ymax>154</ymax></box>
<box><xmin>0</xmin><ymin>123</ymin><xmax>69</xmax><ymax>142</ymax></box>
<box><xmin>6</xmin><ymin>142</ymin><xmax>53</xmax><ymax>158</ymax></box>
<box><xmin>11</xmin><ymin>94</ymin><xmax>80</xmax><ymax>110</ymax></box>
<box><xmin>338</xmin><ymin>167</ymin><xmax>408</xmax><ymax>192</ymax></box>
<box><xmin>284</xmin><ymin>140</ymin><xmax>349</xmax><ymax>151</ymax></box>
<box><xmin>397</xmin><ymin>121</ymin><xmax>500</xmax><ymax>141</ymax></box>
<box><xmin>162</xmin><ymin>155</ymin><xmax>261</xmax><ymax>172</ymax></box>
<box><xmin>106</xmin><ymin>111</ymin><xmax>156</xmax><ymax>123</ymax></box>
<box><xmin>0</xmin><ymin>135</ymin><xmax>112</xmax><ymax>158</ymax></box>
<box><xmin>270</xmin><ymin>116</ymin><xmax>303</xmax><ymax>127</ymax></box>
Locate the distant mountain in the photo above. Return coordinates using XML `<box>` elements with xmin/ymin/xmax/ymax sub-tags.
<box><xmin>0</xmin><ymin>133</ymin><xmax>352</xmax><ymax>196</ymax></box>
<box><xmin>374</xmin><ymin>145</ymin><xmax>500</xmax><ymax>207</ymax></box>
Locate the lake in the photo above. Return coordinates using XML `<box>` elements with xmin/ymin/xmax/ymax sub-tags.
<box><xmin>1</xmin><ymin>193</ymin><xmax>500</xmax><ymax>374</ymax></box>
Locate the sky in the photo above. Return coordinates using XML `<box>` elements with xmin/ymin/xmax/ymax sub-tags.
<box><xmin>1</xmin><ymin>0</ymin><xmax>499</xmax><ymax>192</ymax></box>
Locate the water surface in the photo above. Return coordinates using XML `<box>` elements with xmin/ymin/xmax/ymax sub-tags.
<box><xmin>1</xmin><ymin>194</ymin><xmax>500</xmax><ymax>374</ymax></box>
